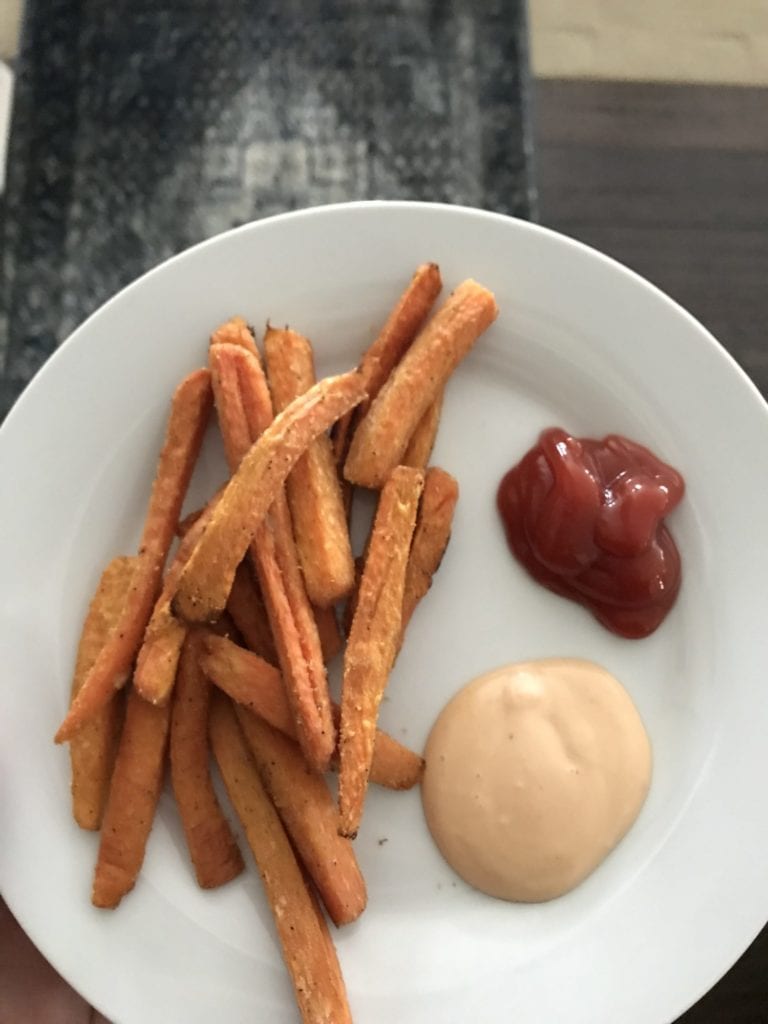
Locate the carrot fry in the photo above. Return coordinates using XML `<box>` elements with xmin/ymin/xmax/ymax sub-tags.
<box><xmin>305</xmin><ymin>879</ymin><xmax>352</xmax><ymax>1016</ymax></box>
<box><xmin>170</xmin><ymin>632</ymin><xmax>244</xmax><ymax>888</ymax></box>
<box><xmin>200</xmin><ymin>633</ymin><xmax>424</xmax><ymax>789</ymax></box>
<box><xmin>235</xmin><ymin>705</ymin><xmax>366</xmax><ymax>926</ymax></box>
<box><xmin>209</xmin><ymin>695</ymin><xmax>352</xmax><ymax>1024</ymax></box>
<box><xmin>172</xmin><ymin>369</ymin><xmax>365</xmax><ymax>627</ymax></box>
<box><xmin>339</xmin><ymin>466</ymin><xmax>424</xmax><ymax>837</ymax></box>
<box><xmin>265</xmin><ymin>327</ymin><xmax>355</xmax><ymax>608</ymax></box>
<box><xmin>69</xmin><ymin>556</ymin><xmax>136</xmax><ymax>830</ymax></box>
<box><xmin>400</xmin><ymin>467</ymin><xmax>459</xmax><ymax>644</ymax></box>
<box><xmin>207</xmin><ymin>341</ymin><xmax>338</xmax><ymax>773</ymax></box>
<box><xmin>314</xmin><ymin>603</ymin><xmax>343</xmax><ymax>662</ymax></box>
<box><xmin>176</xmin><ymin>484</ymin><xmax>226</xmax><ymax>538</ymax></box>
<box><xmin>201</xmin><ymin>633</ymin><xmax>296</xmax><ymax>731</ymax></box>
<box><xmin>92</xmin><ymin>687</ymin><xmax>171</xmax><ymax>908</ymax></box>
<box><xmin>258</xmin><ymin>502</ymin><xmax>336</xmax><ymax>771</ymax></box>
<box><xmin>176</xmin><ymin>505</ymin><xmax>204</xmax><ymax>537</ymax></box>
<box><xmin>344</xmin><ymin>280</ymin><xmax>497</xmax><ymax>488</ymax></box>
<box><xmin>209</xmin><ymin>315</ymin><xmax>260</xmax><ymax>360</ymax></box>
<box><xmin>134</xmin><ymin>499</ymin><xmax>217</xmax><ymax>706</ymax></box>
<box><xmin>231</xmin><ymin>331</ymin><xmax>275</xmax><ymax>439</ymax></box>
<box><xmin>208</xmin><ymin>338</ymin><xmax>254</xmax><ymax>469</ymax></box>
<box><xmin>342</xmin><ymin>556</ymin><xmax>364</xmax><ymax>638</ymax></box>
<box><xmin>401</xmin><ymin>390</ymin><xmax>444</xmax><ymax>471</ymax></box>
<box><xmin>361</xmin><ymin>726</ymin><xmax>424</xmax><ymax>790</ymax></box>
<box><xmin>333</xmin><ymin>263</ymin><xmax>442</xmax><ymax>470</ymax></box>
<box><xmin>56</xmin><ymin>369</ymin><xmax>213</xmax><ymax>742</ymax></box>
<box><xmin>226</xmin><ymin>561</ymin><xmax>278</xmax><ymax>664</ymax></box>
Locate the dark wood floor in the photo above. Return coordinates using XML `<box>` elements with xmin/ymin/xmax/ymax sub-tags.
<box><xmin>535</xmin><ymin>80</ymin><xmax>768</xmax><ymax>397</ymax></box>
<box><xmin>535</xmin><ymin>78</ymin><xmax>768</xmax><ymax>1024</ymax></box>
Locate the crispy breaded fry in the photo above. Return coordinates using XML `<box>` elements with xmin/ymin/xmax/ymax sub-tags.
<box><xmin>361</xmin><ymin>726</ymin><xmax>424</xmax><ymax>790</ymax></box>
<box><xmin>209</xmin><ymin>315</ymin><xmax>260</xmax><ymax>360</ymax></box>
<box><xmin>201</xmin><ymin>633</ymin><xmax>293</xmax><ymax>728</ymax></box>
<box><xmin>201</xmin><ymin>633</ymin><xmax>424</xmax><ymax>789</ymax></box>
<box><xmin>333</xmin><ymin>263</ymin><xmax>442</xmax><ymax>469</ymax></box>
<box><xmin>208</xmin><ymin>339</ymin><xmax>253</xmax><ymax>470</ymax></box>
<box><xmin>207</xmin><ymin>341</ymin><xmax>337</xmax><ymax>773</ymax></box>
<box><xmin>262</xmin><ymin>326</ymin><xmax>313</xmax><ymax>408</ymax></box>
<box><xmin>305</xmin><ymin>880</ymin><xmax>351</xmax><ymax>1015</ymax></box>
<box><xmin>56</xmin><ymin>369</ymin><xmax>213</xmax><ymax>743</ymax></box>
<box><xmin>342</xmin><ymin>556</ymin><xmax>364</xmax><ymax>638</ymax></box>
<box><xmin>209</xmin><ymin>696</ymin><xmax>352</xmax><ymax>1024</ymax></box>
<box><xmin>92</xmin><ymin>687</ymin><xmax>171</xmax><ymax>908</ymax></box>
<box><xmin>402</xmin><ymin>391</ymin><xmax>444</xmax><ymax>471</ymax></box>
<box><xmin>265</xmin><ymin>327</ymin><xmax>355</xmax><ymax>608</ymax></box>
<box><xmin>170</xmin><ymin>632</ymin><xmax>244</xmax><ymax>888</ymax></box>
<box><xmin>176</xmin><ymin>505</ymin><xmax>204</xmax><ymax>537</ymax></box>
<box><xmin>226</xmin><ymin>561</ymin><xmax>278</xmax><ymax>664</ymax></box>
<box><xmin>313</xmin><ymin>603</ymin><xmax>343</xmax><ymax>662</ymax></box>
<box><xmin>69</xmin><ymin>556</ymin><xmax>136</xmax><ymax>830</ymax></box>
<box><xmin>400</xmin><ymin>467</ymin><xmax>459</xmax><ymax>644</ymax></box>
<box><xmin>259</xmin><ymin>501</ymin><xmax>336</xmax><ymax>771</ymax></box>
<box><xmin>172</xmin><ymin>370</ymin><xmax>365</xmax><ymax>628</ymax></box>
<box><xmin>339</xmin><ymin>466</ymin><xmax>424</xmax><ymax>837</ymax></box>
<box><xmin>344</xmin><ymin>280</ymin><xmax>497</xmax><ymax>488</ymax></box>
<box><xmin>134</xmin><ymin>500</ymin><xmax>217</xmax><ymax>706</ymax></box>
<box><xmin>231</xmin><ymin>332</ymin><xmax>276</xmax><ymax>438</ymax></box>
<box><xmin>176</xmin><ymin>484</ymin><xmax>226</xmax><ymax>538</ymax></box>
<box><xmin>235</xmin><ymin>705</ymin><xmax>366</xmax><ymax>926</ymax></box>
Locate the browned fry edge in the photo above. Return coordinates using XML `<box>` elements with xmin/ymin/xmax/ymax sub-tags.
<box><xmin>170</xmin><ymin>632</ymin><xmax>244</xmax><ymax>888</ymax></box>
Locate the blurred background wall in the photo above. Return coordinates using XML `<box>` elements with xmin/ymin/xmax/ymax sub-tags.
<box><xmin>530</xmin><ymin>0</ymin><xmax>768</xmax><ymax>84</ymax></box>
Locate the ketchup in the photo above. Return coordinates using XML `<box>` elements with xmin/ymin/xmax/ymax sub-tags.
<box><xmin>497</xmin><ymin>428</ymin><xmax>685</xmax><ymax>638</ymax></box>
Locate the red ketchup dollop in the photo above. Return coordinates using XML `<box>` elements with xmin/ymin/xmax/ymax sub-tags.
<box><xmin>497</xmin><ymin>428</ymin><xmax>685</xmax><ymax>638</ymax></box>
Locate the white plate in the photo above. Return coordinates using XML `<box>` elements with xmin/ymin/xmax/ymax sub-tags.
<box><xmin>1</xmin><ymin>202</ymin><xmax>767</xmax><ymax>1024</ymax></box>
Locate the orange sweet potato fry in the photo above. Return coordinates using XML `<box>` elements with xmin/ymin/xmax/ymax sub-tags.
<box><xmin>256</xmin><ymin>503</ymin><xmax>336</xmax><ymax>771</ymax></box>
<box><xmin>209</xmin><ymin>315</ymin><xmax>260</xmax><ymax>360</ymax></box>
<box><xmin>201</xmin><ymin>633</ymin><xmax>292</xmax><ymax>728</ymax></box>
<box><xmin>92</xmin><ymin>687</ymin><xmax>171</xmax><ymax>908</ymax></box>
<box><xmin>226</xmin><ymin>561</ymin><xmax>278</xmax><ymax>664</ymax></box>
<box><xmin>231</xmin><ymin>332</ymin><xmax>274</xmax><ymax>439</ymax></box>
<box><xmin>342</xmin><ymin>556</ymin><xmax>364</xmax><ymax>638</ymax></box>
<box><xmin>235</xmin><ymin>705</ymin><xmax>366</xmax><ymax>926</ymax></box>
<box><xmin>333</xmin><ymin>263</ymin><xmax>442</xmax><ymax>470</ymax></box>
<box><xmin>69</xmin><ymin>556</ymin><xmax>136</xmax><ymax>830</ymax></box>
<box><xmin>56</xmin><ymin>369</ymin><xmax>213</xmax><ymax>743</ymax></box>
<box><xmin>176</xmin><ymin>505</ymin><xmax>204</xmax><ymax>537</ymax></box>
<box><xmin>200</xmin><ymin>633</ymin><xmax>424</xmax><ymax>790</ymax></box>
<box><xmin>265</xmin><ymin>327</ymin><xmax>355</xmax><ymax>608</ymax></box>
<box><xmin>229</xmin><ymin>337</ymin><xmax>342</xmax><ymax>664</ymax></box>
<box><xmin>361</xmin><ymin>723</ymin><xmax>424</xmax><ymax>790</ymax></box>
<box><xmin>338</xmin><ymin>466</ymin><xmax>424</xmax><ymax>837</ymax></box>
<box><xmin>170</xmin><ymin>632</ymin><xmax>244</xmax><ymax>888</ymax></box>
<box><xmin>313</xmin><ymin>603</ymin><xmax>343</xmax><ymax>662</ymax></box>
<box><xmin>344</xmin><ymin>280</ymin><xmax>498</xmax><ymax>488</ymax></box>
<box><xmin>305</xmin><ymin>879</ymin><xmax>351</xmax><ymax>1017</ymax></box>
<box><xmin>172</xmin><ymin>369</ymin><xmax>365</xmax><ymax>628</ymax></box>
<box><xmin>208</xmin><ymin>339</ymin><xmax>254</xmax><ymax>468</ymax></box>
<box><xmin>207</xmin><ymin>341</ymin><xmax>338</xmax><ymax>773</ymax></box>
<box><xmin>209</xmin><ymin>695</ymin><xmax>352</xmax><ymax>1024</ymax></box>
<box><xmin>401</xmin><ymin>390</ymin><xmax>444</xmax><ymax>471</ymax></box>
<box><xmin>400</xmin><ymin>467</ymin><xmax>459</xmax><ymax>644</ymax></box>
<box><xmin>134</xmin><ymin>499</ymin><xmax>217</xmax><ymax>706</ymax></box>
<box><xmin>176</xmin><ymin>484</ymin><xmax>226</xmax><ymax>538</ymax></box>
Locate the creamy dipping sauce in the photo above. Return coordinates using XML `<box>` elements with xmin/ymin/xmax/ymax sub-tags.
<box><xmin>421</xmin><ymin>659</ymin><xmax>652</xmax><ymax>902</ymax></box>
